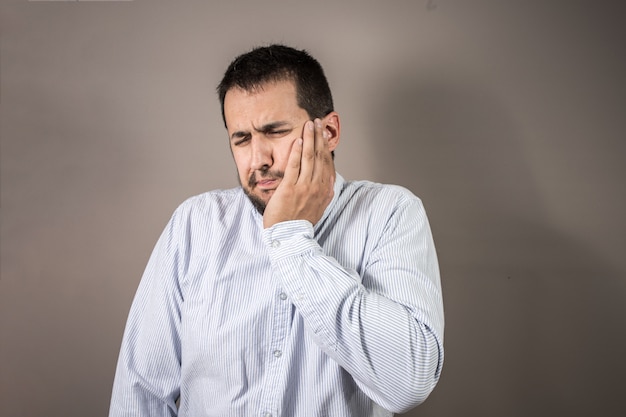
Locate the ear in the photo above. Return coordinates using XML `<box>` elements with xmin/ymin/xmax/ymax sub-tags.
<box><xmin>322</xmin><ymin>112</ymin><xmax>341</xmax><ymax>151</ymax></box>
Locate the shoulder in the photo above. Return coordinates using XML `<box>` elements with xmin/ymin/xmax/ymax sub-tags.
<box><xmin>341</xmin><ymin>179</ymin><xmax>423</xmax><ymax>210</ymax></box>
<box><xmin>168</xmin><ymin>187</ymin><xmax>248</xmax><ymax>227</ymax></box>
<box><xmin>338</xmin><ymin>179</ymin><xmax>431</xmax><ymax>233</ymax></box>
<box><xmin>175</xmin><ymin>187</ymin><xmax>243</xmax><ymax>213</ymax></box>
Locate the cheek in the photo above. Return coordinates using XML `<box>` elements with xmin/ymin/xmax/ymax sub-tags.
<box><xmin>231</xmin><ymin>152</ymin><xmax>250</xmax><ymax>176</ymax></box>
<box><xmin>274</xmin><ymin>139</ymin><xmax>296</xmax><ymax>167</ymax></box>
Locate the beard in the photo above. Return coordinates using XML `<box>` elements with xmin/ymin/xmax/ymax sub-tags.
<box><xmin>240</xmin><ymin>169</ymin><xmax>284</xmax><ymax>215</ymax></box>
<box><xmin>243</xmin><ymin>188</ymin><xmax>268</xmax><ymax>215</ymax></box>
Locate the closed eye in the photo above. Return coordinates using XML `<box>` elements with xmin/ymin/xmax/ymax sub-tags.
<box><xmin>266</xmin><ymin>129</ymin><xmax>291</xmax><ymax>137</ymax></box>
<box><xmin>232</xmin><ymin>134</ymin><xmax>251</xmax><ymax>146</ymax></box>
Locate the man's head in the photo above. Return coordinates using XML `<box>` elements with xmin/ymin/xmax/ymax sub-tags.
<box><xmin>217</xmin><ymin>44</ymin><xmax>334</xmax><ymax>125</ymax></box>
<box><xmin>218</xmin><ymin>45</ymin><xmax>340</xmax><ymax>214</ymax></box>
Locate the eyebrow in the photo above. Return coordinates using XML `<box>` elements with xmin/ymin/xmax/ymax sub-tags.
<box><xmin>230</xmin><ymin>121</ymin><xmax>292</xmax><ymax>141</ymax></box>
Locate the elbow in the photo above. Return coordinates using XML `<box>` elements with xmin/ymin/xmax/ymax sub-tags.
<box><xmin>378</xmin><ymin>371</ymin><xmax>441</xmax><ymax>414</ymax></box>
<box><xmin>374</xmin><ymin>330</ymin><xmax>444</xmax><ymax>413</ymax></box>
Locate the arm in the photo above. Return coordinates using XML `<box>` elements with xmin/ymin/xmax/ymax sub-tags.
<box><xmin>264</xmin><ymin>195</ymin><xmax>444</xmax><ymax>413</ymax></box>
<box><xmin>262</xmin><ymin>118</ymin><xmax>444</xmax><ymax>412</ymax></box>
<box><xmin>109</xmin><ymin>209</ymin><xmax>185</xmax><ymax>417</ymax></box>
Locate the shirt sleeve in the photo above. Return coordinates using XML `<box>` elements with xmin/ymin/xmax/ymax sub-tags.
<box><xmin>262</xmin><ymin>193</ymin><xmax>444</xmax><ymax>413</ymax></box>
<box><xmin>109</xmin><ymin>208</ymin><xmax>186</xmax><ymax>417</ymax></box>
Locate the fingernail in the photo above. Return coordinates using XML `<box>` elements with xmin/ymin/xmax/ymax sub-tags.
<box><xmin>314</xmin><ymin>119</ymin><xmax>322</xmax><ymax>128</ymax></box>
<box><xmin>307</xmin><ymin>121</ymin><xmax>314</xmax><ymax>131</ymax></box>
<box><xmin>323</xmin><ymin>130</ymin><xmax>329</xmax><ymax>139</ymax></box>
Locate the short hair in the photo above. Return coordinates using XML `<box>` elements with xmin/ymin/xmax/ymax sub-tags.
<box><xmin>217</xmin><ymin>44</ymin><xmax>334</xmax><ymax>127</ymax></box>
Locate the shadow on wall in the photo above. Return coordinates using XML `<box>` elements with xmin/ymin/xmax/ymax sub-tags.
<box><xmin>368</xmin><ymin>73</ymin><xmax>626</xmax><ymax>417</ymax></box>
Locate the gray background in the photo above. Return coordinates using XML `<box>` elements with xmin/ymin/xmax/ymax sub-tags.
<box><xmin>1</xmin><ymin>1</ymin><xmax>625</xmax><ymax>416</ymax></box>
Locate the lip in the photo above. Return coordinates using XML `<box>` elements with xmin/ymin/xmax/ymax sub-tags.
<box><xmin>255</xmin><ymin>178</ymin><xmax>279</xmax><ymax>190</ymax></box>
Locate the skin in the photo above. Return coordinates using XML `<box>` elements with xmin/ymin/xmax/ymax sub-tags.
<box><xmin>224</xmin><ymin>80</ymin><xmax>340</xmax><ymax>228</ymax></box>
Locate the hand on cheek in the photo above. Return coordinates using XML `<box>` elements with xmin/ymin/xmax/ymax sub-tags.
<box><xmin>263</xmin><ymin>119</ymin><xmax>335</xmax><ymax>229</ymax></box>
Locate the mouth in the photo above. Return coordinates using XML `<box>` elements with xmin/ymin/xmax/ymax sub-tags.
<box><xmin>254</xmin><ymin>178</ymin><xmax>279</xmax><ymax>191</ymax></box>
<box><xmin>248</xmin><ymin>170</ymin><xmax>284</xmax><ymax>191</ymax></box>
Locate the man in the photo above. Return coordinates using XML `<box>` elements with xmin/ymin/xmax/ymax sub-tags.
<box><xmin>109</xmin><ymin>44</ymin><xmax>444</xmax><ymax>417</ymax></box>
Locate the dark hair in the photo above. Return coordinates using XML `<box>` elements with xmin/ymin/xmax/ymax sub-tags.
<box><xmin>217</xmin><ymin>44</ymin><xmax>334</xmax><ymax>127</ymax></box>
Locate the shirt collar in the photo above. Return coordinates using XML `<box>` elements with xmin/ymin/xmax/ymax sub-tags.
<box><xmin>314</xmin><ymin>172</ymin><xmax>345</xmax><ymax>233</ymax></box>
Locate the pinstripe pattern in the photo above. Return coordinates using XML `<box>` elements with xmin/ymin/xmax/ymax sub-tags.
<box><xmin>109</xmin><ymin>174</ymin><xmax>444</xmax><ymax>417</ymax></box>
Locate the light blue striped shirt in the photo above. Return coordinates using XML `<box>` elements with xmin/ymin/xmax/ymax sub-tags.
<box><xmin>109</xmin><ymin>174</ymin><xmax>444</xmax><ymax>417</ymax></box>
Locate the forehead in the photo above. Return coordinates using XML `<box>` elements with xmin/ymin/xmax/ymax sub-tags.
<box><xmin>223</xmin><ymin>80</ymin><xmax>307</xmax><ymax>130</ymax></box>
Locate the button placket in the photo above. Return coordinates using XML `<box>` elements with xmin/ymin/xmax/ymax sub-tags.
<box><xmin>272</xmin><ymin>289</ymin><xmax>288</xmax><ymax>361</ymax></box>
<box><xmin>258</xmin><ymin>285</ymin><xmax>291</xmax><ymax>416</ymax></box>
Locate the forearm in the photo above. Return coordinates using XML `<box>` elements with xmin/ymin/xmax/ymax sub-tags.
<box><xmin>109</xmin><ymin>282</ymin><xmax>182</xmax><ymax>417</ymax></box>
<box><xmin>264</xmin><ymin>220</ymin><xmax>444</xmax><ymax>412</ymax></box>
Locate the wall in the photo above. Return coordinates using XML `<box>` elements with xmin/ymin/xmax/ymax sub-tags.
<box><xmin>1</xmin><ymin>1</ymin><xmax>624</xmax><ymax>416</ymax></box>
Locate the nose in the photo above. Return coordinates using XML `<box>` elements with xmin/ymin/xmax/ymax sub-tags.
<box><xmin>250</xmin><ymin>137</ymin><xmax>273</xmax><ymax>171</ymax></box>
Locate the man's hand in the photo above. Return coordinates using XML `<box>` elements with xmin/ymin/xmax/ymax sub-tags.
<box><xmin>263</xmin><ymin>118</ymin><xmax>335</xmax><ymax>228</ymax></box>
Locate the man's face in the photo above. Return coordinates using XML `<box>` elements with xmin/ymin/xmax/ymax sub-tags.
<box><xmin>224</xmin><ymin>80</ymin><xmax>310</xmax><ymax>213</ymax></box>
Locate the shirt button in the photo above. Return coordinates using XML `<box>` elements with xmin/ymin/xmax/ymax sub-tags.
<box><xmin>279</xmin><ymin>292</ymin><xmax>287</xmax><ymax>300</ymax></box>
<box><xmin>271</xmin><ymin>239</ymin><xmax>280</xmax><ymax>248</ymax></box>
<box><xmin>264</xmin><ymin>413</ymin><xmax>272</xmax><ymax>417</ymax></box>
<box><xmin>273</xmin><ymin>350</ymin><xmax>282</xmax><ymax>358</ymax></box>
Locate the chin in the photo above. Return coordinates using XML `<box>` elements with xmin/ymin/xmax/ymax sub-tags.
<box><xmin>242</xmin><ymin>188</ymin><xmax>269</xmax><ymax>215</ymax></box>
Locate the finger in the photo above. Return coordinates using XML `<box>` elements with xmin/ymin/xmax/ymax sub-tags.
<box><xmin>312</xmin><ymin>118</ymin><xmax>332</xmax><ymax>181</ymax></box>
<box><xmin>282</xmin><ymin>137</ymin><xmax>303</xmax><ymax>185</ymax></box>
<box><xmin>298</xmin><ymin>120</ymin><xmax>315</xmax><ymax>182</ymax></box>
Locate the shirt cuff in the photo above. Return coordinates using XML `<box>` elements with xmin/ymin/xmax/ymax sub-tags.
<box><xmin>262</xmin><ymin>220</ymin><xmax>320</xmax><ymax>261</ymax></box>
